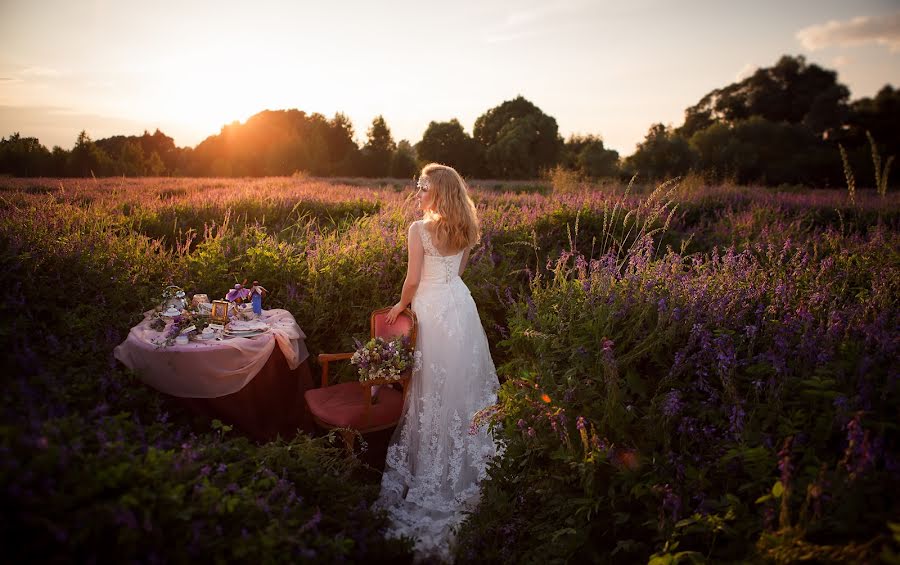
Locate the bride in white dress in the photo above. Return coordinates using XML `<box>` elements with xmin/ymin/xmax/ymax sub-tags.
<box><xmin>380</xmin><ymin>163</ymin><xmax>500</xmax><ymax>560</ymax></box>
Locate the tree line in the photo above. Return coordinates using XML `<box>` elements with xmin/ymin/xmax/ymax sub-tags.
<box><xmin>1</xmin><ymin>55</ymin><xmax>896</xmax><ymax>187</ymax></box>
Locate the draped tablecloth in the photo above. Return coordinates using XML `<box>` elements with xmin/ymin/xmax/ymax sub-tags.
<box><xmin>114</xmin><ymin>308</ymin><xmax>315</xmax><ymax>441</ymax></box>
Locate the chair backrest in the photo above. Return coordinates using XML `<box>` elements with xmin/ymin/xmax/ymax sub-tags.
<box><xmin>371</xmin><ymin>307</ymin><xmax>417</xmax><ymax>348</ymax></box>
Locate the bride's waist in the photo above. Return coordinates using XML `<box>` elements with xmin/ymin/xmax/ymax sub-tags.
<box><xmin>418</xmin><ymin>274</ymin><xmax>463</xmax><ymax>286</ymax></box>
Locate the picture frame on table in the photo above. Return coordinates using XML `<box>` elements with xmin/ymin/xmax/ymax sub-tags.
<box><xmin>211</xmin><ymin>300</ymin><xmax>230</xmax><ymax>323</ymax></box>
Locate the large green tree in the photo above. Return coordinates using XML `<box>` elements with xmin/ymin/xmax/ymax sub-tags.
<box><xmin>625</xmin><ymin>124</ymin><xmax>695</xmax><ymax>180</ymax></box>
<box><xmin>118</xmin><ymin>140</ymin><xmax>145</xmax><ymax>176</ymax></box>
<box><xmin>361</xmin><ymin>115</ymin><xmax>396</xmax><ymax>177</ymax></box>
<box><xmin>561</xmin><ymin>135</ymin><xmax>619</xmax><ymax>178</ymax></box>
<box><xmin>0</xmin><ymin>133</ymin><xmax>51</xmax><ymax>176</ymax></box>
<box><xmin>68</xmin><ymin>131</ymin><xmax>113</xmax><ymax>177</ymax></box>
<box><xmin>416</xmin><ymin>119</ymin><xmax>482</xmax><ymax>177</ymax></box>
<box><xmin>96</xmin><ymin>129</ymin><xmax>178</xmax><ymax>175</ymax></box>
<box><xmin>324</xmin><ymin>112</ymin><xmax>359</xmax><ymax>175</ymax></box>
<box><xmin>188</xmin><ymin>110</ymin><xmax>362</xmax><ymax>176</ymax></box>
<box><xmin>391</xmin><ymin>140</ymin><xmax>418</xmax><ymax>178</ymax></box>
<box><xmin>680</xmin><ymin>55</ymin><xmax>850</xmax><ymax>138</ymax></box>
<box><xmin>473</xmin><ymin>96</ymin><xmax>561</xmax><ymax>179</ymax></box>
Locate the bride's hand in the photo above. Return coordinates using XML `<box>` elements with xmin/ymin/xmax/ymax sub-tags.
<box><xmin>386</xmin><ymin>303</ymin><xmax>404</xmax><ymax>325</ymax></box>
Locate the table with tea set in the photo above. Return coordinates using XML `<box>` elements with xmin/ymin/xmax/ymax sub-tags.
<box><xmin>113</xmin><ymin>285</ymin><xmax>315</xmax><ymax>441</ymax></box>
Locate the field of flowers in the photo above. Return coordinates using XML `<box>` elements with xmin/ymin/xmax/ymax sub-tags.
<box><xmin>1</xmin><ymin>175</ymin><xmax>898</xmax><ymax>563</ymax></box>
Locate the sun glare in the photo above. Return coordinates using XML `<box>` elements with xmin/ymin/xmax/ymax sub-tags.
<box><xmin>136</xmin><ymin>45</ymin><xmax>299</xmax><ymax>141</ymax></box>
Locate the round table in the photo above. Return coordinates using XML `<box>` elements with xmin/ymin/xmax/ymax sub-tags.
<box><xmin>114</xmin><ymin>308</ymin><xmax>315</xmax><ymax>442</ymax></box>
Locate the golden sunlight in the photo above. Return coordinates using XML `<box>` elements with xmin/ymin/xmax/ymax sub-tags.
<box><xmin>135</xmin><ymin>43</ymin><xmax>309</xmax><ymax>140</ymax></box>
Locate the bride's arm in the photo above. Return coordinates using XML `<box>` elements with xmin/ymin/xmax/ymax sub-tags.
<box><xmin>458</xmin><ymin>248</ymin><xmax>471</xmax><ymax>277</ymax></box>
<box><xmin>387</xmin><ymin>222</ymin><xmax>425</xmax><ymax>324</ymax></box>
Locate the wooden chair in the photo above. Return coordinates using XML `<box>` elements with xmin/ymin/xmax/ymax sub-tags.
<box><xmin>304</xmin><ymin>307</ymin><xmax>417</xmax><ymax>452</ymax></box>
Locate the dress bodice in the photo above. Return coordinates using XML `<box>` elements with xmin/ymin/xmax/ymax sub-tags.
<box><xmin>417</xmin><ymin>221</ymin><xmax>464</xmax><ymax>285</ymax></box>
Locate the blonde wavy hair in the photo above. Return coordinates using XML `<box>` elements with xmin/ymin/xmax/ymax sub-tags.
<box><xmin>420</xmin><ymin>163</ymin><xmax>480</xmax><ymax>252</ymax></box>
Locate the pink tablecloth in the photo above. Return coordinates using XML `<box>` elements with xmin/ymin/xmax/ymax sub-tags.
<box><xmin>114</xmin><ymin>308</ymin><xmax>309</xmax><ymax>398</ymax></box>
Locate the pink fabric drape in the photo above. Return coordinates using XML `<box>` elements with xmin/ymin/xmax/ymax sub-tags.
<box><xmin>114</xmin><ymin>308</ymin><xmax>308</xmax><ymax>398</ymax></box>
<box><xmin>114</xmin><ymin>308</ymin><xmax>315</xmax><ymax>441</ymax></box>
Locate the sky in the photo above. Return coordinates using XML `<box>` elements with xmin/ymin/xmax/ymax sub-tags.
<box><xmin>1</xmin><ymin>0</ymin><xmax>899</xmax><ymax>156</ymax></box>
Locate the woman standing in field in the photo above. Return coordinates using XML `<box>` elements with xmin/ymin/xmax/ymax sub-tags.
<box><xmin>379</xmin><ymin>163</ymin><xmax>500</xmax><ymax>560</ymax></box>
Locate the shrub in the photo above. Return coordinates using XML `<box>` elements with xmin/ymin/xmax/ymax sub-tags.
<box><xmin>455</xmin><ymin>227</ymin><xmax>899</xmax><ymax>563</ymax></box>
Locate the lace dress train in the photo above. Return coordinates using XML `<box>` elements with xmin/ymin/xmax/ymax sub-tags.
<box><xmin>377</xmin><ymin>220</ymin><xmax>500</xmax><ymax>560</ymax></box>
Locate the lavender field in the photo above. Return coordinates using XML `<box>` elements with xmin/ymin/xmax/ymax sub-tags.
<box><xmin>2</xmin><ymin>176</ymin><xmax>898</xmax><ymax>563</ymax></box>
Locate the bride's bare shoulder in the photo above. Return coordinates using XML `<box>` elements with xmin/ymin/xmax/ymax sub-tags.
<box><xmin>407</xmin><ymin>220</ymin><xmax>424</xmax><ymax>241</ymax></box>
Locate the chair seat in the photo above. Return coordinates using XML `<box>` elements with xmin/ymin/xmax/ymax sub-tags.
<box><xmin>304</xmin><ymin>381</ymin><xmax>403</xmax><ymax>431</ymax></box>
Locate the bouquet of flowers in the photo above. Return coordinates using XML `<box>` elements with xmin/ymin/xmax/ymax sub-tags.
<box><xmin>351</xmin><ymin>335</ymin><xmax>418</xmax><ymax>382</ymax></box>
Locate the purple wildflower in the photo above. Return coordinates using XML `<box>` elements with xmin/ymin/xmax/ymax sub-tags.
<box><xmin>662</xmin><ymin>390</ymin><xmax>683</xmax><ymax>418</ymax></box>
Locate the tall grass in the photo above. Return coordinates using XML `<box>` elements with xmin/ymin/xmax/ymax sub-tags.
<box><xmin>839</xmin><ymin>144</ymin><xmax>857</xmax><ymax>205</ymax></box>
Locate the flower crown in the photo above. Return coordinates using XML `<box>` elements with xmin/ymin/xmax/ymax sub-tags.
<box><xmin>416</xmin><ymin>175</ymin><xmax>431</xmax><ymax>191</ymax></box>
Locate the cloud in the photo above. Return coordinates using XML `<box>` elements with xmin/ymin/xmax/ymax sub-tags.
<box><xmin>482</xmin><ymin>0</ymin><xmax>589</xmax><ymax>44</ymax></box>
<box><xmin>20</xmin><ymin>66</ymin><xmax>62</xmax><ymax>77</ymax></box>
<box><xmin>796</xmin><ymin>11</ymin><xmax>900</xmax><ymax>52</ymax></box>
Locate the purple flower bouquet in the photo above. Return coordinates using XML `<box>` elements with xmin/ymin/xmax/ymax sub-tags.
<box><xmin>350</xmin><ymin>335</ymin><xmax>418</xmax><ymax>383</ymax></box>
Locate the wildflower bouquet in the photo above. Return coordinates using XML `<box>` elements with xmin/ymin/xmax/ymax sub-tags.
<box><xmin>350</xmin><ymin>335</ymin><xmax>418</xmax><ymax>382</ymax></box>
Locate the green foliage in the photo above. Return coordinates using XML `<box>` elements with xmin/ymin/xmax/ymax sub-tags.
<box><xmin>189</xmin><ymin>110</ymin><xmax>362</xmax><ymax>177</ymax></box>
<box><xmin>145</xmin><ymin>150</ymin><xmax>166</xmax><ymax>176</ymax></box>
<box><xmin>689</xmin><ymin>117</ymin><xmax>837</xmax><ymax>186</ymax></box>
<box><xmin>391</xmin><ymin>140</ymin><xmax>418</xmax><ymax>179</ymax></box>
<box><xmin>4</xmin><ymin>417</ymin><xmax>411</xmax><ymax>563</ymax></box>
<box><xmin>453</xmin><ymin>189</ymin><xmax>898</xmax><ymax>562</ymax></box>
<box><xmin>118</xmin><ymin>140</ymin><xmax>145</xmax><ymax>176</ymax></box>
<box><xmin>576</xmin><ymin>138</ymin><xmax>620</xmax><ymax>178</ymax></box>
<box><xmin>0</xmin><ymin>193</ymin><xmax>414</xmax><ymax>561</ymax></box>
<box><xmin>560</xmin><ymin>134</ymin><xmax>621</xmax><ymax>179</ymax></box>
<box><xmin>626</xmin><ymin>124</ymin><xmax>695</xmax><ymax>180</ymax></box>
<box><xmin>1</xmin><ymin>177</ymin><xmax>898</xmax><ymax>562</ymax></box>
<box><xmin>680</xmin><ymin>55</ymin><xmax>849</xmax><ymax>138</ymax></box>
<box><xmin>69</xmin><ymin>130</ymin><xmax>115</xmax><ymax>177</ymax></box>
<box><xmin>416</xmin><ymin>119</ymin><xmax>483</xmax><ymax>177</ymax></box>
<box><xmin>362</xmin><ymin>115</ymin><xmax>397</xmax><ymax>178</ymax></box>
<box><xmin>0</xmin><ymin>132</ymin><xmax>52</xmax><ymax>176</ymax></box>
<box><xmin>474</xmin><ymin>96</ymin><xmax>562</xmax><ymax>179</ymax></box>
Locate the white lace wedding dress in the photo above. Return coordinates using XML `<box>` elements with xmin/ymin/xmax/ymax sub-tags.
<box><xmin>377</xmin><ymin>220</ymin><xmax>500</xmax><ymax>560</ymax></box>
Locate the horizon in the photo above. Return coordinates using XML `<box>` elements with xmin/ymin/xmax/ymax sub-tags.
<box><xmin>1</xmin><ymin>0</ymin><xmax>899</xmax><ymax>155</ymax></box>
